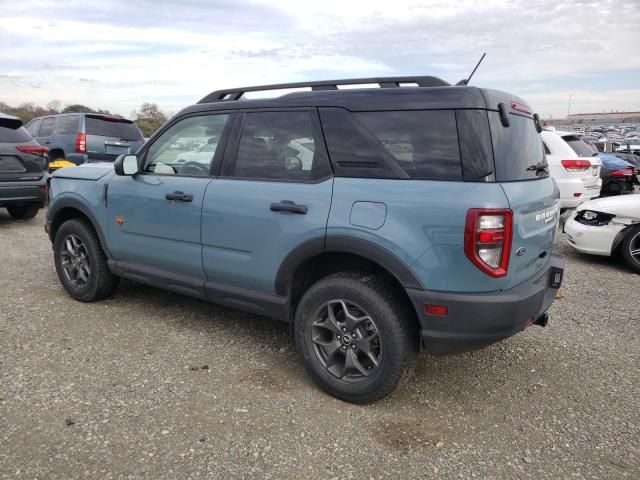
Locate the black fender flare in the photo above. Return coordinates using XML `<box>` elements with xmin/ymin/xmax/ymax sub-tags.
<box><xmin>46</xmin><ymin>197</ymin><xmax>111</xmax><ymax>258</ymax></box>
<box><xmin>274</xmin><ymin>235</ymin><xmax>424</xmax><ymax>296</ymax></box>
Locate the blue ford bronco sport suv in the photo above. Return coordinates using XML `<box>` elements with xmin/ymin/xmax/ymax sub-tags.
<box><xmin>46</xmin><ymin>76</ymin><xmax>564</xmax><ymax>403</ymax></box>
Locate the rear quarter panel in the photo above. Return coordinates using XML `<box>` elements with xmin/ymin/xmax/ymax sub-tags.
<box><xmin>328</xmin><ymin>178</ymin><xmax>511</xmax><ymax>293</ymax></box>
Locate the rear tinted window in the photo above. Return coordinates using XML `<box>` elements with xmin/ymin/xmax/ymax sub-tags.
<box><xmin>0</xmin><ymin>126</ymin><xmax>33</xmax><ymax>143</ymax></box>
<box><xmin>85</xmin><ymin>117</ymin><xmax>142</xmax><ymax>140</ymax></box>
<box><xmin>25</xmin><ymin>119</ymin><xmax>41</xmax><ymax>136</ymax></box>
<box><xmin>39</xmin><ymin>117</ymin><xmax>56</xmax><ymax>136</ymax></box>
<box><xmin>562</xmin><ymin>135</ymin><xmax>594</xmax><ymax>158</ymax></box>
<box><xmin>488</xmin><ymin>112</ymin><xmax>547</xmax><ymax>181</ymax></box>
<box><xmin>56</xmin><ymin>115</ymin><xmax>80</xmax><ymax>135</ymax></box>
<box><xmin>355</xmin><ymin>110</ymin><xmax>462</xmax><ymax>180</ymax></box>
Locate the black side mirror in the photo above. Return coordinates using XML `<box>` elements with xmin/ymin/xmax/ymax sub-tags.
<box><xmin>114</xmin><ymin>154</ymin><xmax>139</xmax><ymax>176</ymax></box>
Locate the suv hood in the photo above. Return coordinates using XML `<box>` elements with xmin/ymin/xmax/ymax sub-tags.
<box><xmin>52</xmin><ymin>162</ymin><xmax>114</xmax><ymax>181</ymax></box>
<box><xmin>576</xmin><ymin>195</ymin><xmax>640</xmax><ymax>219</ymax></box>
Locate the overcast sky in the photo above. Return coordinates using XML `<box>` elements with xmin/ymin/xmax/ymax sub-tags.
<box><xmin>1</xmin><ymin>0</ymin><xmax>639</xmax><ymax>119</ymax></box>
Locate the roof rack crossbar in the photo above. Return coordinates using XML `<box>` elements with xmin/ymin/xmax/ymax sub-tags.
<box><xmin>198</xmin><ymin>76</ymin><xmax>450</xmax><ymax>103</ymax></box>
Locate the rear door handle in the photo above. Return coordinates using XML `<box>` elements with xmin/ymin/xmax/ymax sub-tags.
<box><xmin>165</xmin><ymin>191</ymin><xmax>193</xmax><ymax>202</ymax></box>
<box><xmin>270</xmin><ymin>201</ymin><xmax>307</xmax><ymax>214</ymax></box>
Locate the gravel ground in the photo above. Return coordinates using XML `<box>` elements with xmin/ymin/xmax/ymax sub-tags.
<box><xmin>1</xmin><ymin>208</ymin><xmax>639</xmax><ymax>480</ymax></box>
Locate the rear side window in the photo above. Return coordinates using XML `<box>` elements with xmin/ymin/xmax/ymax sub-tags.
<box><xmin>355</xmin><ymin>110</ymin><xmax>462</xmax><ymax>180</ymax></box>
<box><xmin>85</xmin><ymin>117</ymin><xmax>143</xmax><ymax>140</ymax></box>
<box><xmin>488</xmin><ymin>112</ymin><xmax>547</xmax><ymax>181</ymax></box>
<box><xmin>0</xmin><ymin>126</ymin><xmax>32</xmax><ymax>143</ymax></box>
<box><xmin>455</xmin><ymin>109</ymin><xmax>494</xmax><ymax>181</ymax></box>
<box><xmin>39</xmin><ymin>117</ymin><xmax>56</xmax><ymax>136</ymax></box>
<box><xmin>25</xmin><ymin>119</ymin><xmax>41</xmax><ymax>136</ymax></box>
<box><xmin>56</xmin><ymin>116</ymin><xmax>80</xmax><ymax>135</ymax></box>
<box><xmin>233</xmin><ymin>111</ymin><xmax>328</xmax><ymax>181</ymax></box>
<box><xmin>562</xmin><ymin>135</ymin><xmax>594</xmax><ymax>158</ymax></box>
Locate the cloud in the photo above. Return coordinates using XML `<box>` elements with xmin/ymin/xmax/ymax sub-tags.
<box><xmin>0</xmin><ymin>0</ymin><xmax>638</xmax><ymax>117</ymax></box>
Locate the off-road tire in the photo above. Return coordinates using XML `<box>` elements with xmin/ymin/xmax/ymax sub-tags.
<box><xmin>294</xmin><ymin>273</ymin><xmax>417</xmax><ymax>403</ymax></box>
<box><xmin>53</xmin><ymin>219</ymin><xmax>119</xmax><ymax>301</ymax></box>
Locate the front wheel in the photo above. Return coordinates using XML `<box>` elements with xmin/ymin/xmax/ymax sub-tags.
<box><xmin>294</xmin><ymin>273</ymin><xmax>417</xmax><ymax>403</ymax></box>
<box><xmin>53</xmin><ymin>219</ymin><xmax>119</xmax><ymax>301</ymax></box>
<box><xmin>621</xmin><ymin>226</ymin><xmax>640</xmax><ymax>273</ymax></box>
<box><xmin>7</xmin><ymin>204</ymin><xmax>40</xmax><ymax>220</ymax></box>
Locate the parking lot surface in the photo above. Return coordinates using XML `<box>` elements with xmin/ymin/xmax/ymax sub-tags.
<box><xmin>1</xmin><ymin>209</ymin><xmax>639</xmax><ymax>479</ymax></box>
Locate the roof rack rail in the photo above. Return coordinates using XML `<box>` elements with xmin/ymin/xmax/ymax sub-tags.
<box><xmin>198</xmin><ymin>76</ymin><xmax>450</xmax><ymax>103</ymax></box>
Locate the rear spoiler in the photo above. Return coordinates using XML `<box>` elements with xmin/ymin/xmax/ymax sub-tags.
<box><xmin>86</xmin><ymin>114</ymin><xmax>134</xmax><ymax>124</ymax></box>
<box><xmin>0</xmin><ymin>112</ymin><xmax>23</xmax><ymax>129</ymax></box>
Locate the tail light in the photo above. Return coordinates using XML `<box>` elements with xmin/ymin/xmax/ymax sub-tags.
<box><xmin>464</xmin><ymin>208</ymin><xmax>513</xmax><ymax>278</ymax></box>
<box><xmin>75</xmin><ymin>133</ymin><xmax>86</xmax><ymax>154</ymax></box>
<box><xmin>611</xmin><ymin>168</ymin><xmax>633</xmax><ymax>177</ymax></box>
<box><xmin>561</xmin><ymin>159</ymin><xmax>591</xmax><ymax>172</ymax></box>
<box><xmin>16</xmin><ymin>146</ymin><xmax>48</xmax><ymax>156</ymax></box>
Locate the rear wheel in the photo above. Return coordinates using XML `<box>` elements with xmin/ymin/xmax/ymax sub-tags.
<box><xmin>621</xmin><ymin>226</ymin><xmax>640</xmax><ymax>273</ymax></box>
<box><xmin>49</xmin><ymin>149</ymin><xmax>65</xmax><ymax>161</ymax></box>
<box><xmin>7</xmin><ymin>204</ymin><xmax>40</xmax><ymax>220</ymax></box>
<box><xmin>294</xmin><ymin>273</ymin><xmax>416</xmax><ymax>403</ymax></box>
<box><xmin>53</xmin><ymin>219</ymin><xmax>119</xmax><ymax>301</ymax></box>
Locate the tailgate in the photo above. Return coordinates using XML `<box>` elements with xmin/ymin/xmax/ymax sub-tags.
<box><xmin>501</xmin><ymin>178</ymin><xmax>559</xmax><ymax>289</ymax></box>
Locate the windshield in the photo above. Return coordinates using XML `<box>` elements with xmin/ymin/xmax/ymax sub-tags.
<box><xmin>488</xmin><ymin>112</ymin><xmax>547</xmax><ymax>181</ymax></box>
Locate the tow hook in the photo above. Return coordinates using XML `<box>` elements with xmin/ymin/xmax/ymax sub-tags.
<box><xmin>533</xmin><ymin>313</ymin><xmax>549</xmax><ymax>328</ymax></box>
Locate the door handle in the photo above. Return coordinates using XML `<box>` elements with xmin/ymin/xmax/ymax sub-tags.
<box><xmin>45</xmin><ymin>140</ymin><xmax>52</xmax><ymax>144</ymax></box>
<box><xmin>165</xmin><ymin>191</ymin><xmax>193</xmax><ymax>202</ymax></box>
<box><xmin>270</xmin><ymin>201</ymin><xmax>308</xmax><ymax>214</ymax></box>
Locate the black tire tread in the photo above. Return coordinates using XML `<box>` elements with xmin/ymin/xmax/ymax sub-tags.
<box><xmin>7</xmin><ymin>204</ymin><xmax>40</xmax><ymax>220</ymax></box>
<box><xmin>620</xmin><ymin>226</ymin><xmax>640</xmax><ymax>274</ymax></box>
<box><xmin>294</xmin><ymin>272</ymin><xmax>417</xmax><ymax>404</ymax></box>
<box><xmin>53</xmin><ymin>218</ymin><xmax>119</xmax><ymax>302</ymax></box>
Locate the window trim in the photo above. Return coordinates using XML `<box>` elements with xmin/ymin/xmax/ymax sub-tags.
<box><xmin>220</xmin><ymin>107</ymin><xmax>333</xmax><ymax>184</ymax></box>
<box><xmin>136</xmin><ymin>111</ymin><xmax>235</xmax><ymax>179</ymax></box>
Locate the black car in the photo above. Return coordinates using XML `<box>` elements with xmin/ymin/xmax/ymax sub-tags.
<box><xmin>613</xmin><ymin>152</ymin><xmax>640</xmax><ymax>186</ymax></box>
<box><xmin>598</xmin><ymin>152</ymin><xmax>636</xmax><ymax>196</ymax></box>
<box><xmin>0</xmin><ymin>113</ymin><xmax>49</xmax><ymax>219</ymax></box>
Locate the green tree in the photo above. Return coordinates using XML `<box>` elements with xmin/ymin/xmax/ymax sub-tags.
<box><xmin>134</xmin><ymin>102</ymin><xmax>167</xmax><ymax>137</ymax></box>
<box><xmin>62</xmin><ymin>104</ymin><xmax>95</xmax><ymax>113</ymax></box>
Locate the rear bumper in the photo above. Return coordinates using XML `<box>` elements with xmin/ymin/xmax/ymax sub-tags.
<box><xmin>556</xmin><ymin>177</ymin><xmax>601</xmax><ymax>209</ymax></box>
<box><xmin>0</xmin><ymin>179</ymin><xmax>47</xmax><ymax>207</ymax></box>
<box><xmin>407</xmin><ymin>253</ymin><xmax>565</xmax><ymax>354</ymax></box>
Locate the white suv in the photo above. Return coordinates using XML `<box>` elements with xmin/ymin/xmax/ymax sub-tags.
<box><xmin>541</xmin><ymin>129</ymin><xmax>602</xmax><ymax>211</ymax></box>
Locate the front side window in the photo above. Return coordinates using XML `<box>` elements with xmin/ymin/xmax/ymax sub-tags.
<box><xmin>144</xmin><ymin>114</ymin><xmax>229</xmax><ymax>176</ymax></box>
<box><xmin>234</xmin><ymin>111</ymin><xmax>324</xmax><ymax>181</ymax></box>
<box><xmin>39</xmin><ymin>117</ymin><xmax>56</xmax><ymax>136</ymax></box>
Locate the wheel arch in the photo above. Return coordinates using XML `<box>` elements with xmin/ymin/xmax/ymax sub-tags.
<box><xmin>48</xmin><ymin>147</ymin><xmax>66</xmax><ymax>161</ymax></box>
<box><xmin>275</xmin><ymin>236</ymin><xmax>425</xmax><ymax>306</ymax></box>
<box><xmin>48</xmin><ymin>199</ymin><xmax>111</xmax><ymax>258</ymax></box>
<box><xmin>612</xmin><ymin>223</ymin><xmax>639</xmax><ymax>253</ymax></box>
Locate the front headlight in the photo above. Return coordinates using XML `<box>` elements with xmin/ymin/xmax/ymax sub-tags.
<box><xmin>575</xmin><ymin>210</ymin><xmax>615</xmax><ymax>226</ymax></box>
